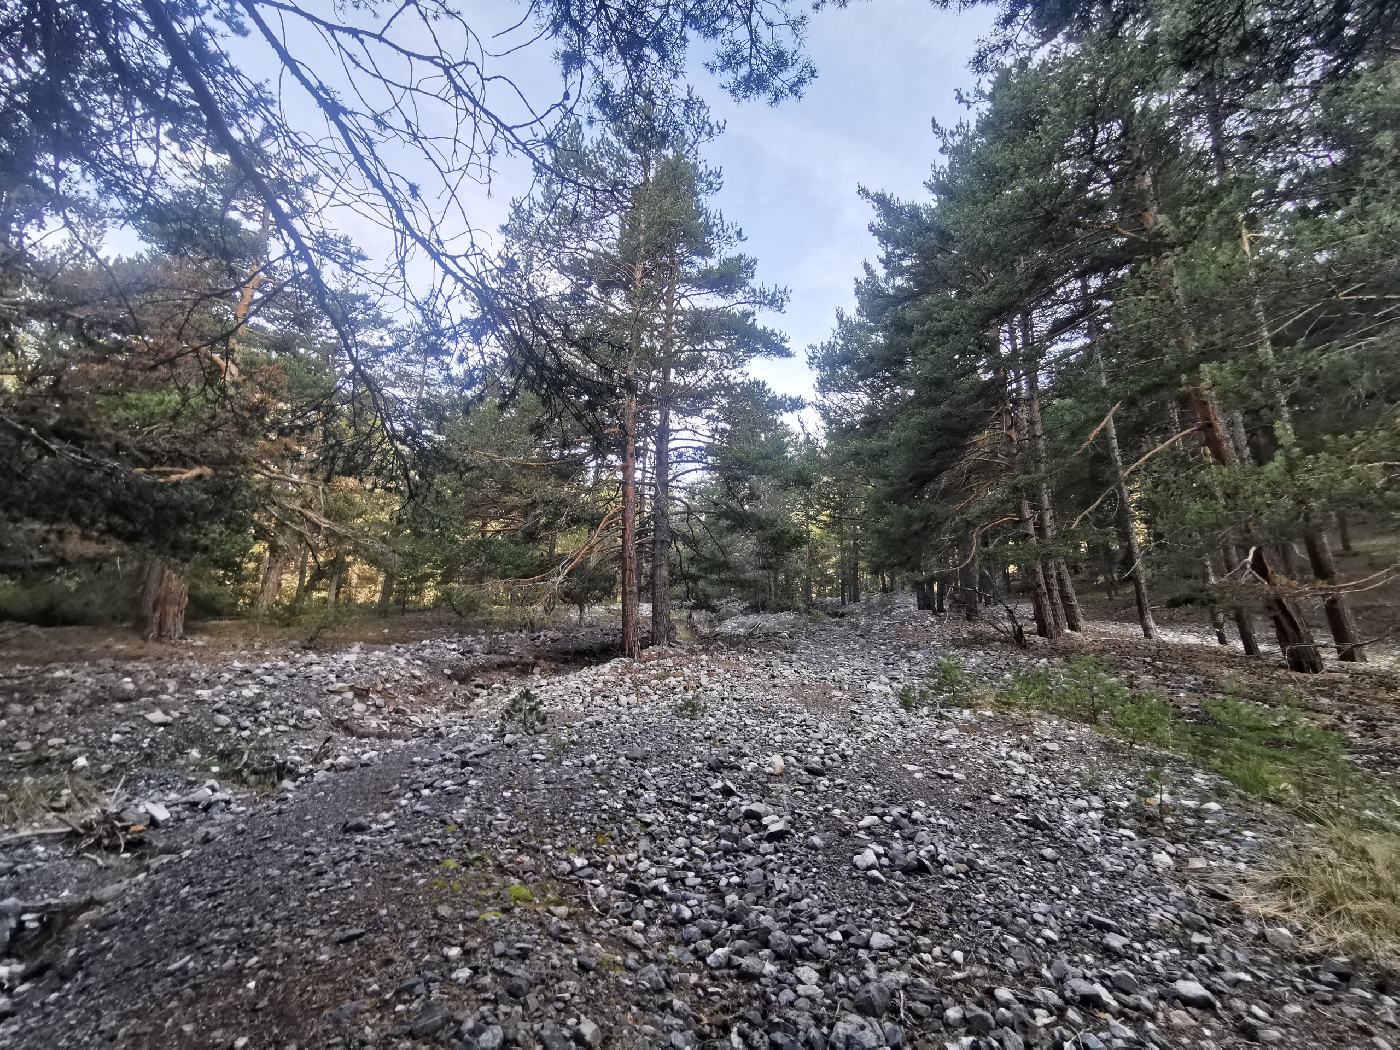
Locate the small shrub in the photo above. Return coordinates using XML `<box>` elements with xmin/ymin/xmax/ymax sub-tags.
<box><xmin>1109</xmin><ymin>694</ymin><xmax>1177</xmax><ymax>746</ymax></box>
<box><xmin>996</xmin><ymin>657</ymin><xmax>1131</xmax><ymax>725</ymax></box>
<box><xmin>506</xmin><ymin>883</ymin><xmax>535</xmax><ymax>904</ymax></box>
<box><xmin>1192</xmin><ymin>694</ymin><xmax>1352</xmax><ymax>804</ymax></box>
<box><xmin>929</xmin><ymin>654</ymin><xmax>969</xmax><ymax>695</ymax></box>
<box><xmin>254</xmin><ymin>601</ymin><xmax>354</xmax><ymax>641</ymax></box>
<box><xmin>902</xmin><ymin>653</ymin><xmax>982</xmax><ymax>711</ymax></box>
<box><xmin>992</xmin><ymin>659</ymin><xmax>1360</xmax><ymax>807</ymax></box>
<box><xmin>499</xmin><ymin>688</ymin><xmax>548</xmax><ymax>736</ymax></box>
<box><xmin>675</xmin><ymin>693</ymin><xmax>707</xmax><ymax>718</ymax></box>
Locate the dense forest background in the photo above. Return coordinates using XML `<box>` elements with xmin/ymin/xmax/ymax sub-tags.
<box><xmin>1</xmin><ymin>0</ymin><xmax>1396</xmax><ymax>673</ymax></box>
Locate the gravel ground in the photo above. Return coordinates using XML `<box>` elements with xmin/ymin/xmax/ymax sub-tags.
<box><xmin>2</xmin><ymin>600</ymin><xmax>1398</xmax><ymax>1049</ymax></box>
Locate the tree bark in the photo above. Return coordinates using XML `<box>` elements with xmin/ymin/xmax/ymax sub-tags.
<box><xmin>651</xmin><ymin>362</ymin><xmax>673</xmax><ymax>644</ymax></box>
<box><xmin>1303</xmin><ymin>525</ymin><xmax>1365</xmax><ymax>662</ymax></box>
<box><xmin>849</xmin><ymin>535</ymin><xmax>861</xmax><ymax>603</ymax></box>
<box><xmin>955</xmin><ymin>531</ymin><xmax>978</xmax><ymax>618</ymax></box>
<box><xmin>997</xmin><ymin>331</ymin><xmax>1055</xmax><ymax>640</ymax></box>
<box><xmin>293</xmin><ymin>542</ymin><xmax>310</xmax><ymax>603</ymax></box>
<box><xmin>1221</xmin><ymin>545</ymin><xmax>1263</xmax><ymax>656</ymax></box>
<box><xmin>1088</xmin><ymin>311</ymin><xmax>1154</xmax><ymax>639</ymax></box>
<box><xmin>141</xmin><ymin>561</ymin><xmax>188</xmax><ymax>642</ymax></box>
<box><xmin>836</xmin><ymin>516</ymin><xmax>848</xmax><ymax>606</ymax></box>
<box><xmin>1021</xmin><ymin>315</ymin><xmax>1081</xmax><ymax>632</ymax></box>
<box><xmin>326</xmin><ymin>556</ymin><xmax>345</xmax><ymax>607</ymax></box>
<box><xmin>1201</xmin><ymin>554</ymin><xmax>1230</xmax><ymax>645</ymax></box>
<box><xmin>1187</xmin><ymin>384</ymin><xmax>1321</xmax><ymax>672</ymax></box>
<box><xmin>256</xmin><ymin>535</ymin><xmax>290</xmax><ymax>611</ymax></box>
<box><xmin>1205</xmin><ymin>100</ymin><xmax>1360</xmax><ymax>663</ymax></box>
<box><xmin>803</xmin><ymin>494</ymin><xmax>815</xmax><ymax>607</ymax></box>
<box><xmin>1015</xmin><ymin>367</ymin><xmax>1065</xmax><ymax>635</ymax></box>
<box><xmin>620</xmin><ymin>387</ymin><xmax>641</xmax><ymax>659</ymax></box>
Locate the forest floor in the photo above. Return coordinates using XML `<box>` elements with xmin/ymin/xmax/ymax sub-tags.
<box><xmin>3</xmin><ymin>598</ymin><xmax>1400</xmax><ymax>1049</ymax></box>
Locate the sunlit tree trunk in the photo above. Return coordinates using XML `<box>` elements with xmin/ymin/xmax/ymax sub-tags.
<box><xmin>141</xmin><ymin>560</ymin><xmax>188</xmax><ymax>641</ymax></box>
<box><xmin>326</xmin><ymin>555</ymin><xmax>346</xmax><ymax>607</ymax></box>
<box><xmin>256</xmin><ymin>533</ymin><xmax>291</xmax><ymax>611</ymax></box>
<box><xmin>620</xmin><ymin>385</ymin><xmax>641</xmax><ymax>658</ymax></box>
<box><xmin>650</xmin><ymin>271</ymin><xmax>677</xmax><ymax>645</ymax></box>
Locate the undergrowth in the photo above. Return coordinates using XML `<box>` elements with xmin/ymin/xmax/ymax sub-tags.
<box><xmin>995</xmin><ymin>658</ymin><xmax>1357</xmax><ymax>807</ymax></box>
<box><xmin>0</xmin><ymin>773</ymin><xmax>101</xmax><ymax>827</ymax></box>
<box><xmin>899</xmin><ymin>654</ymin><xmax>984</xmax><ymax>711</ymax></box>
<box><xmin>499</xmin><ymin>687</ymin><xmax>548</xmax><ymax>736</ymax></box>
<box><xmin>994</xmin><ymin>655</ymin><xmax>1400</xmax><ymax>967</ymax></box>
<box><xmin>1248</xmin><ymin>824</ymin><xmax>1400</xmax><ymax>969</ymax></box>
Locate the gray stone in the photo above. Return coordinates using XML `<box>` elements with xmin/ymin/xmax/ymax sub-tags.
<box><xmin>142</xmin><ymin>801</ymin><xmax>171</xmax><ymax>826</ymax></box>
<box><xmin>1172</xmin><ymin>979</ymin><xmax>1216</xmax><ymax>1009</ymax></box>
<box><xmin>853</xmin><ymin>982</ymin><xmax>891</xmax><ymax>1018</ymax></box>
<box><xmin>636</xmin><ymin>964</ymin><xmax>667</xmax><ymax>993</ymax></box>
<box><xmin>1065</xmin><ymin>978</ymin><xmax>1117</xmax><ymax>1012</ymax></box>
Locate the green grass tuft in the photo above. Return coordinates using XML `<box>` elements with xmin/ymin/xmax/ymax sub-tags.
<box><xmin>994</xmin><ymin>655</ymin><xmax>1400</xmax><ymax>967</ymax></box>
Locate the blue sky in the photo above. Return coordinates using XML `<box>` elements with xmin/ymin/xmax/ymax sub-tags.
<box><xmin>701</xmin><ymin>1</ymin><xmax>997</xmax><ymax>401</ymax></box>
<box><xmin>150</xmin><ymin>1</ymin><xmax>994</xmax><ymax>407</ymax></box>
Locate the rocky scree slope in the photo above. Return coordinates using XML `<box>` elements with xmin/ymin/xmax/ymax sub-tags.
<box><xmin>2</xmin><ymin>604</ymin><xmax>1397</xmax><ymax>1049</ymax></box>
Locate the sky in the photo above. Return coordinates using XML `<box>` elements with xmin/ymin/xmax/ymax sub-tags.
<box><xmin>301</xmin><ymin>0</ymin><xmax>998</xmax><ymax>406</ymax></box>
<box><xmin>119</xmin><ymin>1</ymin><xmax>995</xmax><ymax>408</ymax></box>
<box><xmin>700</xmin><ymin>1</ymin><xmax>998</xmax><ymax>402</ymax></box>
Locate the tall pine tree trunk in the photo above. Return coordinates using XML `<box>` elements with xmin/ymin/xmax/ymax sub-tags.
<box><xmin>141</xmin><ymin>560</ymin><xmax>188</xmax><ymax>641</ymax></box>
<box><xmin>620</xmin><ymin>387</ymin><xmax>641</xmax><ymax>659</ymax></box>
<box><xmin>650</xmin><ymin>273</ymin><xmax>678</xmax><ymax>644</ymax></box>
<box><xmin>1221</xmin><ymin>544</ymin><xmax>1263</xmax><ymax>656</ymax></box>
<box><xmin>836</xmin><ymin>517</ymin><xmax>848</xmax><ymax>606</ymax></box>
<box><xmin>1206</xmin><ymin>94</ymin><xmax>1362</xmax><ymax>663</ymax></box>
<box><xmin>1303</xmin><ymin>525</ymin><xmax>1365</xmax><ymax>662</ymax></box>
<box><xmin>650</xmin><ymin>363</ymin><xmax>673</xmax><ymax>645</ymax></box>
<box><xmin>327</xmin><ymin>556</ymin><xmax>345</xmax><ymax>607</ymax></box>
<box><xmin>293</xmin><ymin>542</ymin><xmax>310</xmax><ymax>604</ymax></box>
<box><xmin>1202</xmin><ymin>554</ymin><xmax>1230</xmax><ymax>645</ymax></box>
<box><xmin>1187</xmin><ymin>383</ymin><xmax>1321</xmax><ymax>672</ymax></box>
<box><xmin>997</xmin><ymin>330</ymin><xmax>1055</xmax><ymax>640</ymax></box>
<box><xmin>1014</xmin><ymin>365</ymin><xmax>1064</xmax><ymax>635</ymax></box>
<box><xmin>1090</xmin><ymin>330</ymin><xmax>1154</xmax><ymax>639</ymax></box>
<box><xmin>1021</xmin><ymin>314</ymin><xmax>1081</xmax><ymax>631</ymax></box>
<box><xmin>849</xmin><ymin>535</ymin><xmax>861</xmax><ymax>603</ymax></box>
<box><xmin>256</xmin><ymin>534</ymin><xmax>290</xmax><ymax>611</ymax></box>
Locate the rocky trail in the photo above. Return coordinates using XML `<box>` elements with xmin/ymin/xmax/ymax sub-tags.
<box><xmin>3</xmin><ymin>601</ymin><xmax>1399</xmax><ymax>1049</ymax></box>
